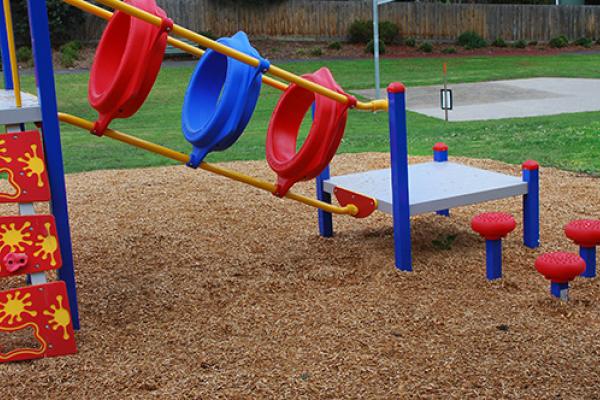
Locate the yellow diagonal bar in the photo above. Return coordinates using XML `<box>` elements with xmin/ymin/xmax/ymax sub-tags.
<box><xmin>72</xmin><ymin>0</ymin><xmax>387</xmax><ymax>112</ymax></box>
<box><xmin>2</xmin><ymin>0</ymin><xmax>21</xmax><ymax>107</ymax></box>
<box><xmin>57</xmin><ymin>112</ymin><xmax>359</xmax><ymax>216</ymax></box>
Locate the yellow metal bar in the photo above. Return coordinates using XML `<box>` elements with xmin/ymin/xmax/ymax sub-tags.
<box><xmin>63</xmin><ymin>0</ymin><xmax>288</xmax><ymax>92</ymax></box>
<box><xmin>81</xmin><ymin>0</ymin><xmax>387</xmax><ymax>112</ymax></box>
<box><xmin>57</xmin><ymin>112</ymin><xmax>359</xmax><ymax>216</ymax></box>
<box><xmin>2</xmin><ymin>0</ymin><xmax>21</xmax><ymax>107</ymax></box>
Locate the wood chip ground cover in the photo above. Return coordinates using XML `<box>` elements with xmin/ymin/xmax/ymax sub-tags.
<box><xmin>1</xmin><ymin>153</ymin><xmax>599</xmax><ymax>398</ymax></box>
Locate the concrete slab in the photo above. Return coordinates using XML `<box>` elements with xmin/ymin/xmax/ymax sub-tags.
<box><xmin>354</xmin><ymin>78</ymin><xmax>600</xmax><ymax>121</ymax></box>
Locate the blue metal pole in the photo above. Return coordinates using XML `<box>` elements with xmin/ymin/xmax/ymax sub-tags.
<box><xmin>550</xmin><ymin>281</ymin><xmax>569</xmax><ymax>300</ymax></box>
<box><xmin>579</xmin><ymin>246</ymin><xmax>596</xmax><ymax>278</ymax></box>
<box><xmin>27</xmin><ymin>0</ymin><xmax>80</xmax><ymax>330</ymax></box>
<box><xmin>314</xmin><ymin>102</ymin><xmax>333</xmax><ymax>237</ymax></box>
<box><xmin>522</xmin><ymin>160</ymin><xmax>540</xmax><ymax>249</ymax></box>
<box><xmin>485</xmin><ymin>239</ymin><xmax>502</xmax><ymax>280</ymax></box>
<box><xmin>0</xmin><ymin>0</ymin><xmax>14</xmax><ymax>89</ymax></box>
<box><xmin>433</xmin><ymin>143</ymin><xmax>449</xmax><ymax>217</ymax></box>
<box><xmin>388</xmin><ymin>83</ymin><xmax>412</xmax><ymax>271</ymax></box>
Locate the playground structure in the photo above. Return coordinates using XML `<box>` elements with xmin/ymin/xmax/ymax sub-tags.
<box><xmin>0</xmin><ymin>0</ymin><xmax>547</xmax><ymax>363</ymax></box>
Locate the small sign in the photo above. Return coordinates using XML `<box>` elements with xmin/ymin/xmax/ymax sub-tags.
<box><xmin>440</xmin><ymin>89</ymin><xmax>453</xmax><ymax>110</ymax></box>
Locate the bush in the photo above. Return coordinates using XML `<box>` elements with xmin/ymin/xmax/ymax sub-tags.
<box><xmin>12</xmin><ymin>0</ymin><xmax>85</xmax><ymax>48</ymax></box>
<box><xmin>59</xmin><ymin>40</ymin><xmax>81</xmax><ymax>68</ymax></box>
<box><xmin>309</xmin><ymin>47</ymin><xmax>323</xmax><ymax>57</ymax></box>
<box><xmin>349</xmin><ymin>20</ymin><xmax>372</xmax><ymax>44</ymax></box>
<box><xmin>441</xmin><ymin>47</ymin><xmax>457</xmax><ymax>54</ymax></box>
<box><xmin>528</xmin><ymin>40</ymin><xmax>538</xmax><ymax>46</ymax></box>
<box><xmin>457</xmin><ymin>31</ymin><xmax>487</xmax><ymax>49</ymax></box>
<box><xmin>327</xmin><ymin>41</ymin><xmax>342</xmax><ymax>50</ymax></box>
<box><xmin>418</xmin><ymin>42</ymin><xmax>433</xmax><ymax>53</ymax></box>
<box><xmin>549</xmin><ymin>35</ymin><xmax>568</xmax><ymax>48</ymax></box>
<box><xmin>365</xmin><ymin>39</ymin><xmax>385</xmax><ymax>55</ymax></box>
<box><xmin>16</xmin><ymin>47</ymin><xmax>32</xmax><ymax>64</ymax></box>
<box><xmin>512</xmin><ymin>39</ymin><xmax>527</xmax><ymax>49</ymax></box>
<box><xmin>491</xmin><ymin>37</ymin><xmax>507</xmax><ymax>47</ymax></box>
<box><xmin>379</xmin><ymin>21</ymin><xmax>399</xmax><ymax>45</ymax></box>
<box><xmin>574</xmin><ymin>37</ymin><xmax>593</xmax><ymax>48</ymax></box>
<box><xmin>405</xmin><ymin>37</ymin><xmax>416</xmax><ymax>47</ymax></box>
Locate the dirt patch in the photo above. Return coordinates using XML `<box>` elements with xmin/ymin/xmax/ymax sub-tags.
<box><xmin>1</xmin><ymin>153</ymin><xmax>599</xmax><ymax>398</ymax></box>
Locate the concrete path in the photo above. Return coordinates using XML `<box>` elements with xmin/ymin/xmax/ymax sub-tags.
<box><xmin>354</xmin><ymin>78</ymin><xmax>600</xmax><ymax>121</ymax></box>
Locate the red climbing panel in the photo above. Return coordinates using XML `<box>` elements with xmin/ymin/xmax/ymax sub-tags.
<box><xmin>0</xmin><ymin>281</ymin><xmax>77</xmax><ymax>363</ymax></box>
<box><xmin>0</xmin><ymin>130</ymin><xmax>50</xmax><ymax>203</ymax></box>
<box><xmin>0</xmin><ymin>215</ymin><xmax>62</xmax><ymax>278</ymax></box>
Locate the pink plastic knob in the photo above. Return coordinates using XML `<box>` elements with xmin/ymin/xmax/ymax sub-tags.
<box><xmin>3</xmin><ymin>253</ymin><xmax>28</xmax><ymax>273</ymax></box>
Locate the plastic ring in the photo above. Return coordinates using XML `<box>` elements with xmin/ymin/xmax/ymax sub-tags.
<box><xmin>88</xmin><ymin>0</ymin><xmax>168</xmax><ymax>135</ymax></box>
<box><xmin>266</xmin><ymin>67</ymin><xmax>349</xmax><ymax>197</ymax></box>
<box><xmin>182</xmin><ymin>31</ymin><xmax>264</xmax><ymax>168</ymax></box>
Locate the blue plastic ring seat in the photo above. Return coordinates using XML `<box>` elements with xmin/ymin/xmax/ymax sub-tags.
<box><xmin>182</xmin><ymin>31</ymin><xmax>268</xmax><ymax>168</ymax></box>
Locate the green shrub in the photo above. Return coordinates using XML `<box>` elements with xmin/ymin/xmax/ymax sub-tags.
<box><xmin>528</xmin><ymin>40</ymin><xmax>538</xmax><ymax>46</ymax></box>
<box><xmin>457</xmin><ymin>31</ymin><xmax>487</xmax><ymax>49</ymax></box>
<box><xmin>59</xmin><ymin>40</ymin><xmax>81</xmax><ymax>68</ymax></box>
<box><xmin>378</xmin><ymin>21</ymin><xmax>400</xmax><ymax>44</ymax></box>
<box><xmin>549</xmin><ymin>35</ymin><xmax>568</xmax><ymax>48</ymax></box>
<box><xmin>418</xmin><ymin>42</ymin><xmax>433</xmax><ymax>53</ymax></box>
<box><xmin>365</xmin><ymin>39</ymin><xmax>385</xmax><ymax>54</ymax></box>
<box><xmin>309</xmin><ymin>47</ymin><xmax>323</xmax><ymax>57</ymax></box>
<box><xmin>328</xmin><ymin>41</ymin><xmax>342</xmax><ymax>50</ymax></box>
<box><xmin>512</xmin><ymin>39</ymin><xmax>527</xmax><ymax>49</ymax></box>
<box><xmin>405</xmin><ymin>37</ymin><xmax>416</xmax><ymax>47</ymax></box>
<box><xmin>491</xmin><ymin>37</ymin><xmax>507</xmax><ymax>47</ymax></box>
<box><xmin>16</xmin><ymin>47</ymin><xmax>32</xmax><ymax>64</ymax></box>
<box><xmin>574</xmin><ymin>37</ymin><xmax>593</xmax><ymax>48</ymax></box>
<box><xmin>441</xmin><ymin>47</ymin><xmax>457</xmax><ymax>54</ymax></box>
<box><xmin>349</xmin><ymin>20</ymin><xmax>372</xmax><ymax>43</ymax></box>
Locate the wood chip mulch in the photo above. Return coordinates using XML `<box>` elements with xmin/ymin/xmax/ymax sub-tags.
<box><xmin>1</xmin><ymin>153</ymin><xmax>599</xmax><ymax>399</ymax></box>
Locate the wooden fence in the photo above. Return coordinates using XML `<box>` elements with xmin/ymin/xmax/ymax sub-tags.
<box><xmin>82</xmin><ymin>1</ymin><xmax>600</xmax><ymax>42</ymax></box>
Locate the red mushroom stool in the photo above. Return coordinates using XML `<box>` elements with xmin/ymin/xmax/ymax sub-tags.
<box><xmin>471</xmin><ymin>212</ymin><xmax>516</xmax><ymax>280</ymax></box>
<box><xmin>564</xmin><ymin>219</ymin><xmax>600</xmax><ymax>278</ymax></box>
<box><xmin>535</xmin><ymin>252</ymin><xmax>585</xmax><ymax>301</ymax></box>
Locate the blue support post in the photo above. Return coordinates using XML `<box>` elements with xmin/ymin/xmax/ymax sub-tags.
<box><xmin>314</xmin><ymin>102</ymin><xmax>333</xmax><ymax>237</ymax></box>
<box><xmin>433</xmin><ymin>142</ymin><xmax>449</xmax><ymax>217</ymax></box>
<box><xmin>522</xmin><ymin>160</ymin><xmax>540</xmax><ymax>249</ymax></box>
<box><xmin>550</xmin><ymin>281</ymin><xmax>569</xmax><ymax>300</ymax></box>
<box><xmin>0</xmin><ymin>0</ymin><xmax>14</xmax><ymax>89</ymax></box>
<box><xmin>579</xmin><ymin>246</ymin><xmax>596</xmax><ymax>278</ymax></box>
<box><xmin>388</xmin><ymin>83</ymin><xmax>412</xmax><ymax>271</ymax></box>
<box><xmin>27</xmin><ymin>0</ymin><xmax>80</xmax><ymax>329</ymax></box>
<box><xmin>485</xmin><ymin>239</ymin><xmax>502</xmax><ymax>280</ymax></box>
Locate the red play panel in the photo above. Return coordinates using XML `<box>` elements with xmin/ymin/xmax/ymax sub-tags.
<box><xmin>0</xmin><ymin>130</ymin><xmax>51</xmax><ymax>203</ymax></box>
<box><xmin>0</xmin><ymin>281</ymin><xmax>77</xmax><ymax>362</ymax></box>
<box><xmin>0</xmin><ymin>215</ymin><xmax>62</xmax><ymax>278</ymax></box>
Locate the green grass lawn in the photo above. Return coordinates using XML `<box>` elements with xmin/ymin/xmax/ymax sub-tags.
<box><xmin>21</xmin><ymin>53</ymin><xmax>600</xmax><ymax>175</ymax></box>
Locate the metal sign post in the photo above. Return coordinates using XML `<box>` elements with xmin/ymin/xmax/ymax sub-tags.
<box><xmin>372</xmin><ymin>0</ymin><xmax>394</xmax><ymax>100</ymax></box>
<box><xmin>440</xmin><ymin>62</ymin><xmax>453</xmax><ymax>121</ymax></box>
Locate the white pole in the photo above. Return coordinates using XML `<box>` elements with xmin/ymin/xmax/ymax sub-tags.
<box><xmin>373</xmin><ymin>0</ymin><xmax>381</xmax><ymax>100</ymax></box>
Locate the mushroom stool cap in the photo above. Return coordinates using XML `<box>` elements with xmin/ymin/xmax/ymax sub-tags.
<box><xmin>535</xmin><ymin>252</ymin><xmax>585</xmax><ymax>283</ymax></box>
<box><xmin>471</xmin><ymin>212</ymin><xmax>516</xmax><ymax>240</ymax></box>
<box><xmin>564</xmin><ymin>219</ymin><xmax>600</xmax><ymax>248</ymax></box>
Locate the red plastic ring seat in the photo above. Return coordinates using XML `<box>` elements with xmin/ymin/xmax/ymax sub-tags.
<box><xmin>471</xmin><ymin>212</ymin><xmax>516</xmax><ymax>240</ymax></box>
<box><xmin>266</xmin><ymin>67</ymin><xmax>350</xmax><ymax>196</ymax></box>
<box><xmin>88</xmin><ymin>0</ymin><xmax>169</xmax><ymax>135</ymax></box>
<box><xmin>535</xmin><ymin>252</ymin><xmax>585</xmax><ymax>283</ymax></box>
<box><xmin>564</xmin><ymin>219</ymin><xmax>600</xmax><ymax>248</ymax></box>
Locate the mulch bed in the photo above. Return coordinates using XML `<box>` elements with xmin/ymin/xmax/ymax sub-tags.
<box><xmin>1</xmin><ymin>153</ymin><xmax>599</xmax><ymax>398</ymax></box>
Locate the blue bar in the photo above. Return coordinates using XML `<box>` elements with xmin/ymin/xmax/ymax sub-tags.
<box><xmin>27</xmin><ymin>0</ymin><xmax>80</xmax><ymax>329</ymax></box>
<box><xmin>522</xmin><ymin>165</ymin><xmax>540</xmax><ymax>249</ymax></box>
<box><xmin>0</xmin><ymin>0</ymin><xmax>14</xmax><ymax>89</ymax></box>
<box><xmin>580</xmin><ymin>246</ymin><xmax>596</xmax><ymax>278</ymax></box>
<box><xmin>388</xmin><ymin>84</ymin><xmax>412</xmax><ymax>271</ymax></box>
<box><xmin>485</xmin><ymin>239</ymin><xmax>502</xmax><ymax>280</ymax></box>
<box><xmin>433</xmin><ymin>147</ymin><xmax>449</xmax><ymax>216</ymax></box>
<box><xmin>316</xmin><ymin>165</ymin><xmax>333</xmax><ymax>237</ymax></box>
<box><xmin>550</xmin><ymin>281</ymin><xmax>568</xmax><ymax>299</ymax></box>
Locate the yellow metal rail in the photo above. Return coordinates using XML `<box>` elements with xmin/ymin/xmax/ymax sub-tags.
<box><xmin>58</xmin><ymin>112</ymin><xmax>359</xmax><ymax>216</ymax></box>
<box><xmin>64</xmin><ymin>0</ymin><xmax>388</xmax><ymax>112</ymax></box>
<box><xmin>2</xmin><ymin>0</ymin><xmax>21</xmax><ymax>107</ymax></box>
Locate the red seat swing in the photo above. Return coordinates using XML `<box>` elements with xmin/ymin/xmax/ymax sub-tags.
<box><xmin>88</xmin><ymin>0</ymin><xmax>172</xmax><ymax>135</ymax></box>
<box><xmin>266</xmin><ymin>67</ymin><xmax>355</xmax><ymax>197</ymax></box>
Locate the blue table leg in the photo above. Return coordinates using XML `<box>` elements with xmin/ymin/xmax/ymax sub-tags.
<box><xmin>522</xmin><ymin>161</ymin><xmax>540</xmax><ymax>249</ymax></box>
<box><xmin>433</xmin><ymin>143</ymin><xmax>449</xmax><ymax>217</ymax></box>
